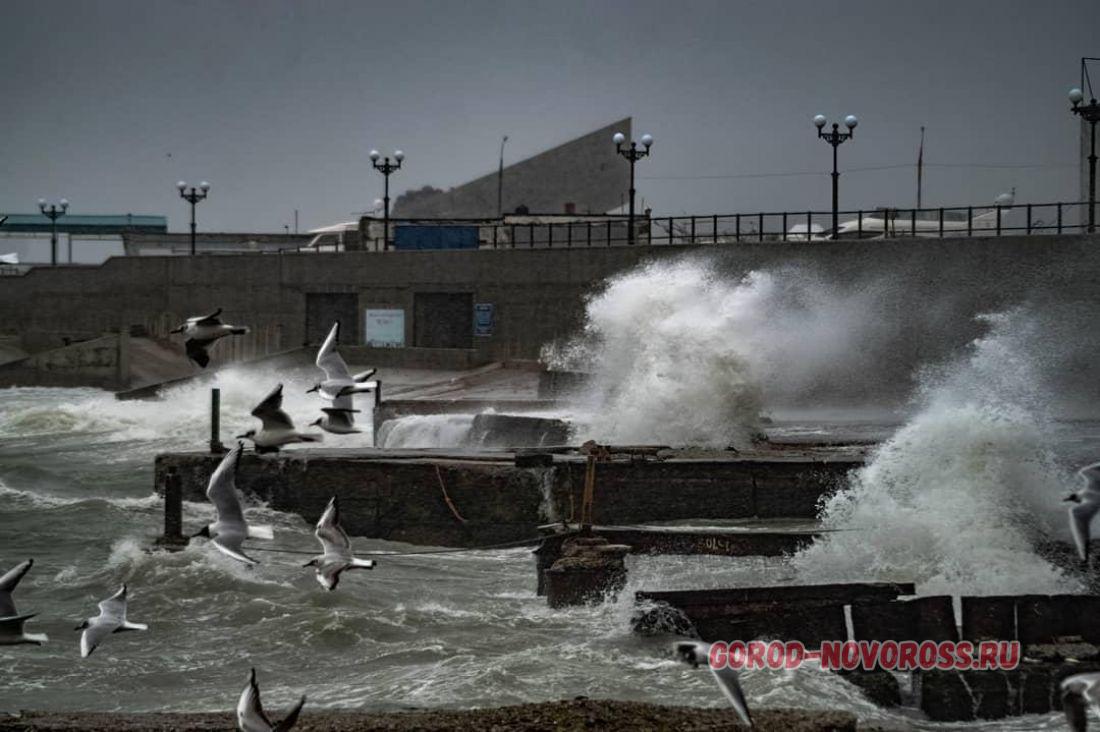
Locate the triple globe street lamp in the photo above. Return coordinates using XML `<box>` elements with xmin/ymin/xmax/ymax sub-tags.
<box><xmin>613</xmin><ymin>131</ymin><xmax>653</xmax><ymax>246</ymax></box>
<box><xmin>37</xmin><ymin>198</ymin><xmax>68</xmax><ymax>266</ymax></box>
<box><xmin>1069</xmin><ymin>86</ymin><xmax>1100</xmax><ymax>234</ymax></box>
<box><xmin>814</xmin><ymin>114</ymin><xmax>858</xmax><ymax>237</ymax></box>
<box><xmin>370</xmin><ymin>149</ymin><xmax>404</xmax><ymax>250</ymax></box>
<box><xmin>177</xmin><ymin>181</ymin><xmax>210</xmax><ymax>256</ymax></box>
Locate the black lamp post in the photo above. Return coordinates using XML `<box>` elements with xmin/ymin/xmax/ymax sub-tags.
<box><xmin>370</xmin><ymin>148</ymin><xmax>404</xmax><ymax>250</ymax></box>
<box><xmin>37</xmin><ymin>198</ymin><xmax>68</xmax><ymax>265</ymax></box>
<box><xmin>813</xmin><ymin>114</ymin><xmax>858</xmax><ymax>237</ymax></box>
<box><xmin>177</xmin><ymin>181</ymin><xmax>210</xmax><ymax>255</ymax></box>
<box><xmin>1070</xmin><ymin>86</ymin><xmax>1100</xmax><ymax>233</ymax></box>
<box><xmin>613</xmin><ymin>131</ymin><xmax>653</xmax><ymax>246</ymax></box>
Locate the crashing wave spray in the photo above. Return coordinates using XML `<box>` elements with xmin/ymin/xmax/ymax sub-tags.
<box><xmin>792</xmin><ymin>308</ymin><xmax>1079</xmax><ymax>596</ymax></box>
<box><xmin>543</xmin><ymin>258</ymin><xmax>906</xmax><ymax>448</ymax></box>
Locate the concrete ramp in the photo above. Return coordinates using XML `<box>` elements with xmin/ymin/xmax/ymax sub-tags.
<box><xmin>116</xmin><ymin>346</ymin><xmax>315</xmax><ymax>400</ymax></box>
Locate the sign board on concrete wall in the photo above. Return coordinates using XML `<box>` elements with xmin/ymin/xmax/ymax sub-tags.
<box><xmin>365</xmin><ymin>309</ymin><xmax>405</xmax><ymax>347</ymax></box>
<box><xmin>474</xmin><ymin>303</ymin><xmax>494</xmax><ymax>336</ymax></box>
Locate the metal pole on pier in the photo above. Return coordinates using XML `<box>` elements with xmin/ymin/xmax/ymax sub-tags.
<box><xmin>210</xmin><ymin>387</ymin><xmax>225</xmax><ymax>454</ymax></box>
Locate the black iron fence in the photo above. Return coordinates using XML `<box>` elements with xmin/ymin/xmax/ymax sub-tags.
<box><xmin>339</xmin><ymin>200</ymin><xmax>1094</xmax><ymax>252</ymax></box>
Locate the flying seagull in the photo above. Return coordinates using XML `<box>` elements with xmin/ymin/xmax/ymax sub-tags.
<box><xmin>0</xmin><ymin>558</ymin><xmax>48</xmax><ymax>646</ymax></box>
<box><xmin>673</xmin><ymin>641</ymin><xmax>753</xmax><ymax>728</ymax></box>
<box><xmin>193</xmin><ymin>442</ymin><xmax>273</xmax><ymax>565</ymax></box>
<box><xmin>310</xmin><ymin>393</ymin><xmax>361</xmax><ymax>435</ymax></box>
<box><xmin>238</xmin><ymin>667</ymin><xmax>306</xmax><ymax>732</ymax></box>
<box><xmin>76</xmin><ymin>584</ymin><xmax>147</xmax><ymax>658</ymax></box>
<box><xmin>304</xmin><ymin>496</ymin><xmax>376</xmax><ymax>590</ymax></box>
<box><xmin>1062</xmin><ymin>672</ymin><xmax>1100</xmax><ymax>732</ymax></box>
<box><xmin>307</xmin><ymin>322</ymin><xmax>376</xmax><ymax>400</ymax></box>
<box><xmin>1066</xmin><ymin>461</ymin><xmax>1100</xmax><ymax>562</ymax></box>
<box><xmin>169</xmin><ymin>308</ymin><xmax>249</xmax><ymax>368</ymax></box>
<box><xmin>238</xmin><ymin>384</ymin><xmax>321</xmax><ymax>454</ymax></box>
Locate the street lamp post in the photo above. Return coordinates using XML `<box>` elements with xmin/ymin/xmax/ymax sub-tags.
<box><xmin>1070</xmin><ymin>87</ymin><xmax>1100</xmax><ymax>233</ymax></box>
<box><xmin>497</xmin><ymin>135</ymin><xmax>509</xmax><ymax>217</ymax></box>
<box><xmin>613</xmin><ymin>131</ymin><xmax>654</xmax><ymax>245</ymax></box>
<box><xmin>370</xmin><ymin>149</ymin><xmax>404</xmax><ymax>250</ymax></box>
<box><xmin>177</xmin><ymin>181</ymin><xmax>210</xmax><ymax>255</ymax></box>
<box><xmin>814</xmin><ymin>114</ymin><xmax>858</xmax><ymax>237</ymax></box>
<box><xmin>37</xmin><ymin>198</ymin><xmax>68</xmax><ymax>265</ymax></box>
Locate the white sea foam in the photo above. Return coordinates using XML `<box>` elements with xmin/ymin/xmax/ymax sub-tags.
<box><xmin>377</xmin><ymin>413</ymin><xmax>477</xmax><ymax>448</ymax></box>
<box><xmin>793</xmin><ymin>309</ymin><xmax>1080</xmax><ymax>596</ymax></box>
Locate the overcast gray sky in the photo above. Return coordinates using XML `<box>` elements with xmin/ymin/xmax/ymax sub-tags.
<box><xmin>1</xmin><ymin>0</ymin><xmax>1096</xmax><ymax>233</ymax></box>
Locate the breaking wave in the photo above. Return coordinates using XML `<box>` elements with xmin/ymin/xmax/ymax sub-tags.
<box><xmin>793</xmin><ymin>308</ymin><xmax>1080</xmax><ymax>596</ymax></box>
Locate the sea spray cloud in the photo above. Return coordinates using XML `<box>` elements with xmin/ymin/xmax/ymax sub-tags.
<box><xmin>543</xmin><ymin>258</ymin><xmax>905</xmax><ymax>447</ymax></box>
<box><xmin>543</xmin><ymin>259</ymin><xmax>766</xmax><ymax>447</ymax></box>
<box><xmin>792</xmin><ymin>308</ymin><xmax>1078</xmax><ymax>596</ymax></box>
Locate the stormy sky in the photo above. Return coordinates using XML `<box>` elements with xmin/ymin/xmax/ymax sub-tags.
<box><xmin>0</xmin><ymin>0</ymin><xmax>1096</xmax><ymax>233</ymax></box>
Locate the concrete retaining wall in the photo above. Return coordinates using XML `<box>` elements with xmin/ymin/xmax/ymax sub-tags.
<box><xmin>0</xmin><ymin>331</ymin><xmax>129</xmax><ymax>389</ymax></box>
<box><xmin>3</xmin><ymin>234</ymin><xmax>1099</xmax><ymax>402</ymax></box>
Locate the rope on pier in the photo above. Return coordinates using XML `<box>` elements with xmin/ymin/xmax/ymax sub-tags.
<box><xmin>436</xmin><ymin>465</ymin><xmax>468</xmax><ymax>525</ymax></box>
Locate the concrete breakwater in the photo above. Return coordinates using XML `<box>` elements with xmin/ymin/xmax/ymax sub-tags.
<box><xmin>153</xmin><ymin>448</ymin><xmax>860</xmax><ymax>547</ymax></box>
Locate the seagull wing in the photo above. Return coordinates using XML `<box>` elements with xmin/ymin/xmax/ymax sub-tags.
<box><xmin>238</xmin><ymin>668</ymin><xmax>275</xmax><ymax>731</ymax></box>
<box><xmin>213</xmin><ymin>527</ymin><xmax>260</xmax><ymax>565</ymax></box>
<box><xmin>0</xmin><ymin>614</ymin><xmax>37</xmax><ymax>638</ymax></box>
<box><xmin>316</xmin><ymin>322</ymin><xmax>351</xmax><ymax>381</ymax></box>
<box><xmin>184</xmin><ymin>339</ymin><xmax>212</xmax><ymax>368</ymax></box>
<box><xmin>251</xmin><ymin>384</ymin><xmax>296</xmax><ymax>432</ymax></box>
<box><xmin>0</xmin><ymin>558</ymin><xmax>32</xmax><ymax>616</ymax></box>
<box><xmin>190</xmin><ymin>308</ymin><xmax>224</xmax><ymax>326</ymax></box>
<box><xmin>274</xmin><ymin>695</ymin><xmax>306</xmax><ymax>732</ymax></box>
<box><xmin>81</xmin><ymin>618</ymin><xmax>118</xmax><ymax>658</ymax></box>
<box><xmin>96</xmin><ymin>584</ymin><xmax>129</xmax><ymax>623</ymax></box>
<box><xmin>315</xmin><ymin>496</ymin><xmax>352</xmax><ymax>555</ymax></box>
<box><xmin>207</xmin><ymin>445</ymin><xmax>245</xmax><ymax>525</ymax></box>
<box><xmin>709</xmin><ymin>665</ymin><xmax>753</xmax><ymax>728</ymax></box>
<box><xmin>1070</xmin><ymin>500</ymin><xmax>1098</xmax><ymax>561</ymax></box>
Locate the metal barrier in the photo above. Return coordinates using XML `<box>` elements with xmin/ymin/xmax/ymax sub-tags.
<box><xmin>297</xmin><ymin>201</ymin><xmax>1095</xmax><ymax>252</ymax></box>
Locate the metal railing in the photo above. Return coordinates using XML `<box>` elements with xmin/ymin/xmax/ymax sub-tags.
<box><xmin>334</xmin><ymin>200</ymin><xmax>1093</xmax><ymax>251</ymax></box>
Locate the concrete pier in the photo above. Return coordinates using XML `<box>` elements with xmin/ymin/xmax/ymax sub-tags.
<box><xmin>154</xmin><ymin>447</ymin><xmax>859</xmax><ymax>547</ymax></box>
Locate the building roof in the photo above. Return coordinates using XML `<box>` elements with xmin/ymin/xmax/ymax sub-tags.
<box><xmin>0</xmin><ymin>213</ymin><xmax>167</xmax><ymax>235</ymax></box>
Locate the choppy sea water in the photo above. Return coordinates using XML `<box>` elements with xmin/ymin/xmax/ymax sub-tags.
<box><xmin>0</xmin><ymin>380</ymin><xmax>1092</xmax><ymax>731</ymax></box>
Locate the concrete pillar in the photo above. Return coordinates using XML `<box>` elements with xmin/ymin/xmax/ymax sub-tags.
<box><xmin>115</xmin><ymin>329</ymin><xmax>130</xmax><ymax>389</ymax></box>
<box><xmin>545</xmin><ymin>536</ymin><xmax>629</xmax><ymax>608</ymax></box>
<box><xmin>154</xmin><ymin>468</ymin><xmax>188</xmax><ymax>550</ymax></box>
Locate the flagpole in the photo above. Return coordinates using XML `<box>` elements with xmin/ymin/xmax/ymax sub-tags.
<box><xmin>917</xmin><ymin>126</ymin><xmax>925</xmax><ymax>210</ymax></box>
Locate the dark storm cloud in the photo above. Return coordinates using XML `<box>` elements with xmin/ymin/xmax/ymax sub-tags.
<box><xmin>0</xmin><ymin>0</ymin><xmax>1096</xmax><ymax>232</ymax></box>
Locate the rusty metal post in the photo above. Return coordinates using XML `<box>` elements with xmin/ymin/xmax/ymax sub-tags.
<box><xmin>209</xmin><ymin>388</ymin><xmax>225</xmax><ymax>454</ymax></box>
<box><xmin>581</xmin><ymin>453</ymin><xmax>597</xmax><ymax>531</ymax></box>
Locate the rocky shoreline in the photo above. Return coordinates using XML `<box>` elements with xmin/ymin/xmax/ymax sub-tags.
<box><xmin>0</xmin><ymin>700</ymin><xmax>867</xmax><ymax>731</ymax></box>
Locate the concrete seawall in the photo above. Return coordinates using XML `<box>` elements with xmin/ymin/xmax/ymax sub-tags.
<box><xmin>154</xmin><ymin>449</ymin><xmax>860</xmax><ymax>547</ymax></box>
<box><xmin>3</xmin><ymin>234</ymin><xmax>1099</xmax><ymax>403</ymax></box>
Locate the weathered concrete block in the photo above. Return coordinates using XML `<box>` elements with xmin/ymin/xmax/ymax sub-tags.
<box><xmin>917</xmin><ymin>670</ymin><xmax>1015</xmax><ymax>721</ymax></box>
<box><xmin>545</xmin><ymin>536</ymin><xmax>628</xmax><ymax>608</ymax></box>
<box><xmin>961</xmin><ymin>596</ymin><xmax>1017</xmax><ymax>642</ymax></box>
<box><xmin>694</xmin><ymin>601</ymin><xmax>848</xmax><ymax>646</ymax></box>
<box><xmin>851</xmin><ymin>600</ymin><xmax>914</xmax><ymax>643</ymax></box>
<box><xmin>468</xmin><ymin>413</ymin><xmax>570</xmax><ymax>448</ymax></box>
<box><xmin>1017</xmin><ymin>595</ymin><xmax>1069</xmax><ymax>646</ymax></box>
<box><xmin>913</xmin><ymin>595</ymin><xmax>959</xmax><ymax>643</ymax></box>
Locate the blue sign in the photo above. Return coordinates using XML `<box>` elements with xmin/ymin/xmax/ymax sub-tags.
<box><xmin>393</xmin><ymin>225</ymin><xmax>479</xmax><ymax>250</ymax></box>
<box><xmin>474</xmin><ymin>303</ymin><xmax>494</xmax><ymax>337</ymax></box>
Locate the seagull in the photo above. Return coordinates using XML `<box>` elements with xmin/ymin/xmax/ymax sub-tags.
<box><xmin>238</xmin><ymin>667</ymin><xmax>306</xmax><ymax>732</ymax></box>
<box><xmin>0</xmin><ymin>559</ymin><xmax>47</xmax><ymax>646</ymax></box>
<box><xmin>193</xmin><ymin>442</ymin><xmax>273</xmax><ymax>565</ymax></box>
<box><xmin>303</xmin><ymin>496</ymin><xmax>376</xmax><ymax>590</ymax></box>
<box><xmin>309</xmin><ymin>393</ymin><xmax>362</xmax><ymax>435</ymax></box>
<box><xmin>307</xmin><ymin>322</ymin><xmax>376</xmax><ymax>400</ymax></box>
<box><xmin>1062</xmin><ymin>672</ymin><xmax>1100</xmax><ymax>731</ymax></box>
<box><xmin>76</xmin><ymin>584</ymin><xmax>147</xmax><ymax>658</ymax></box>
<box><xmin>169</xmin><ymin>308</ymin><xmax>249</xmax><ymax>368</ymax></box>
<box><xmin>673</xmin><ymin>641</ymin><xmax>753</xmax><ymax>728</ymax></box>
<box><xmin>1066</xmin><ymin>461</ymin><xmax>1100</xmax><ymax>562</ymax></box>
<box><xmin>237</xmin><ymin>384</ymin><xmax>321</xmax><ymax>454</ymax></box>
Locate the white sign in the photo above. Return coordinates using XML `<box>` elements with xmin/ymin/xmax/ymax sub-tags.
<box><xmin>365</xmin><ymin>309</ymin><xmax>405</xmax><ymax>348</ymax></box>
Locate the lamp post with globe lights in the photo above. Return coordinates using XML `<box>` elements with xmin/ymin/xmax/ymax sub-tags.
<box><xmin>370</xmin><ymin>149</ymin><xmax>404</xmax><ymax>250</ymax></box>
<box><xmin>814</xmin><ymin>114</ymin><xmax>858</xmax><ymax>238</ymax></box>
<box><xmin>37</xmin><ymin>198</ymin><xmax>68</xmax><ymax>265</ymax></box>
<box><xmin>613</xmin><ymin>131</ymin><xmax>653</xmax><ymax>245</ymax></box>
<box><xmin>1069</xmin><ymin>85</ymin><xmax>1100</xmax><ymax>233</ymax></box>
<box><xmin>177</xmin><ymin>181</ymin><xmax>210</xmax><ymax>256</ymax></box>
